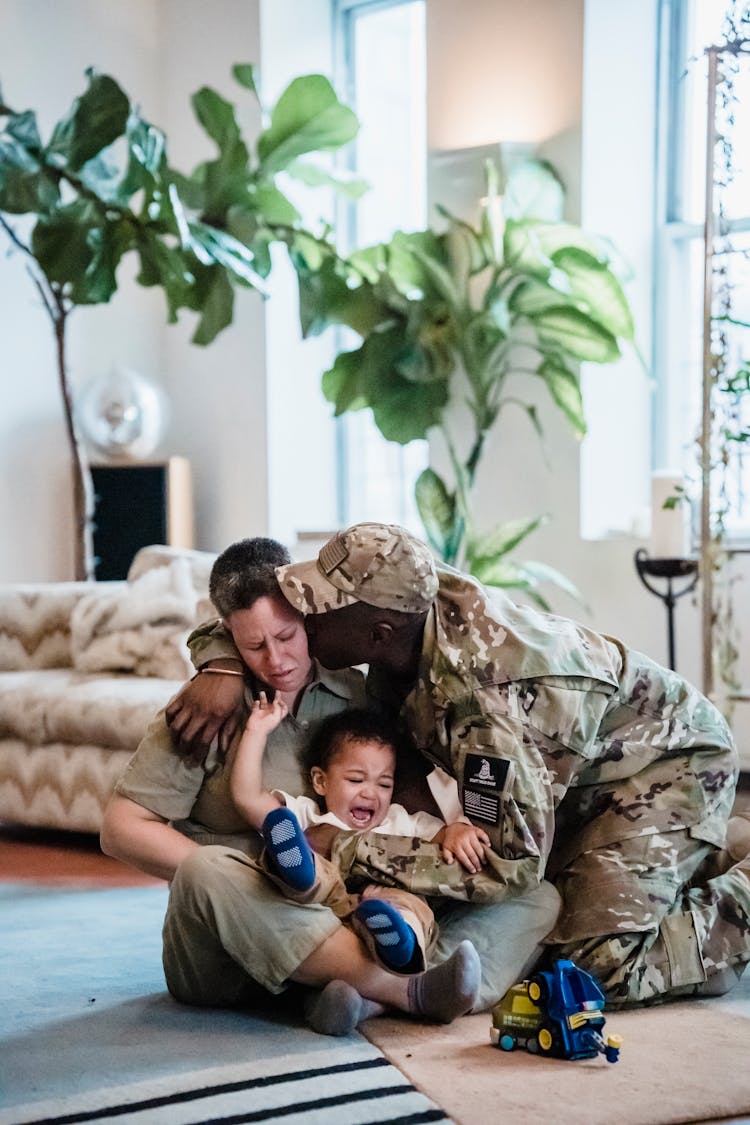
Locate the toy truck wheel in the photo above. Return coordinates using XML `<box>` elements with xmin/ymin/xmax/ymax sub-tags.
<box><xmin>499</xmin><ymin>1034</ymin><xmax>516</xmax><ymax>1052</ymax></box>
<box><xmin>536</xmin><ymin>1023</ymin><xmax>558</xmax><ymax>1055</ymax></box>
<box><xmin>528</xmin><ymin>975</ymin><xmax>548</xmax><ymax>1004</ymax></box>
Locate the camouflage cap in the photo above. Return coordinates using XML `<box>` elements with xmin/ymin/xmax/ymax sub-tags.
<box><xmin>276</xmin><ymin>523</ymin><xmax>438</xmax><ymax>615</ymax></box>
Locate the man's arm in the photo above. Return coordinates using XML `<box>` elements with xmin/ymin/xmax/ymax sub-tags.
<box><xmin>100</xmin><ymin>793</ymin><xmax>200</xmax><ymax>882</ymax></box>
<box><xmin>166</xmin><ymin>620</ymin><xmax>246</xmax><ymax>758</ymax></box>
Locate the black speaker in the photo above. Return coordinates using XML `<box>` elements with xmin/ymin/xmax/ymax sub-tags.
<box><xmin>91</xmin><ymin>460</ymin><xmax>193</xmax><ymax>580</ymax></box>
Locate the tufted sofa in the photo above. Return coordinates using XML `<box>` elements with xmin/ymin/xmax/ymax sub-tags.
<box><xmin>0</xmin><ymin>545</ymin><xmax>217</xmax><ymax>834</ymax></box>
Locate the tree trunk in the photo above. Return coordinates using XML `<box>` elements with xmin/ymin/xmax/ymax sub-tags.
<box><xmin>54</xmin><ymin>303</ymin><xmax>95</xmax><ymax>581</ymax></box>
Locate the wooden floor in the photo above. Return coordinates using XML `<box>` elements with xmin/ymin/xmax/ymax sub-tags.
<box><xmin>1</xmin><ymin>778</ymin><xmax>748</xmax><ymax>888</ymax></box>
<box><xmin>0</xmin><ymin>824</ymin><xmax>163</xmax><ymax>887</ymax></box>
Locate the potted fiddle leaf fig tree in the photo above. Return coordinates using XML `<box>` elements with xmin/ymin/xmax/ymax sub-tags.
<box><xmin>0</xmin><ymin>64</ymin><xmax>360</xmax><ymax>579</ymax></box>
<box><xmin>293</xmin><ymin>158</ymin><xmax>636</xmax><ymax>606</ymax></box>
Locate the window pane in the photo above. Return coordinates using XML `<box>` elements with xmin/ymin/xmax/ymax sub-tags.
<box><xmin>658</xmin><ymin>0</ymin><xmax>750</xmax><ymax>541</ymax></box>
<box><xmin>680</xmin><ymin>2</ymin><xmax>750</xmax><ymax>224</ymax></box>
<box><xmin>338</xmin><ymin>0</ymin><xmax>428</xmax><ymax>531</ymax></box>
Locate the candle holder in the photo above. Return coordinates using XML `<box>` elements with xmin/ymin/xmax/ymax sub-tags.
<box><xmin>634</xmin><ymin>550</ymin><xmax>699</xmax><ymax>672</ymax></box>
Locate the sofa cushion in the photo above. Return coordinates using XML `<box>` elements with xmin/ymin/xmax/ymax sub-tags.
<box><xmin>0</xmin><ymin>669</ymin><xmax>180</xmax><ymax>752</ymax></box>
<box><xmin>70</xmin><ymin>558</ymin><xmax>200</xmax><ymax>680</ymax></box>
<box><xmin>0</xmin><ymin>582</ymin><xmax>126</xmax><ymax>671</ymax></box>
<box><xmin>128</xmin><ymin>544</ymin><xmax>217</xmax><ymax>623</ymax></box>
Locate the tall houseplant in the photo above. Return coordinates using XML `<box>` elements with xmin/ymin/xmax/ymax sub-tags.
<box><xmin>0</xmin><ymin>65</ymin><xmax>360</xmax><ymax>579</ymax></box>
<box><xmin>294</xmin><ymin>159</ymin><xmax>635</xmax><ymax>605</ymax></box>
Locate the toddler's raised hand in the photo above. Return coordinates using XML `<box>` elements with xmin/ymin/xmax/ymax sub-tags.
<box><xmin>244</xmin><ymin>691</ymin><xmax>288</xmax><ymax>737</ymax></box>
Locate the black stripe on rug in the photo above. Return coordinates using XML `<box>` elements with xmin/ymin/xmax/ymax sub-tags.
<box><xmin>199</xmin><ymin>1083</ymin><xmax>444</xmax><ymax>1123</ymax></box>
<box><xmin>21</xmin><ymin>1056</ymin><xmax>452</xmax><ymax>1125</ymax></box>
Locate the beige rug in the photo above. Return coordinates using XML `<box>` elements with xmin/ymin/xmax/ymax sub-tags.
<box><xmin>362</xmin><ymin>982</ymin><xmax>750</xmax><ymax>1125</ymax></box>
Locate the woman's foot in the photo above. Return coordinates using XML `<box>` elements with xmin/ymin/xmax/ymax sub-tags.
<box><xmin>353</xmin><ymin>898</ymin><xmax>418</xmax><ymax>971</ymax></box>
<box><xmin>407</xmin><ymin>940</ymin><xmax>481</xmax><ymax>1023</ymax></box>
<box><xmin>304</xmin><ymin>981</ymin><xmax>385</xmax><ymax>1036</ymax></box>
<box><xmin>304</xmin><ymin>939</ymin><xmax>482</xmax><ymax>1035</ymax></box>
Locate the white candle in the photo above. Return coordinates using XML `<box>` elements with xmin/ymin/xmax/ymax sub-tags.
<box><xmin>651</xmin><ymin>471</ymin><xmax>691</xmax><ymax>558</ymax></box>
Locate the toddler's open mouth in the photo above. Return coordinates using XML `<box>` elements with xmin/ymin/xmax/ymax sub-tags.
<box><xmin>350</xmin><ymin>806</ymin><xmax>375</xmax><ymax>827</ymax></box>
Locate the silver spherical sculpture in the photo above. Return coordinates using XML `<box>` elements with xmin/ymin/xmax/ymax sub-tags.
<box><xmin>77</xmin><ymin>368</ymin><xmax>167</xmax><ymax>462</ymax></box>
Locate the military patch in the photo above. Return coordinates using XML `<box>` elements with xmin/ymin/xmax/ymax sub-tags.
<box><xmin>462</xmin><ymin>752</ymin><xmax>510</xmax><ymax>826</ymax></box>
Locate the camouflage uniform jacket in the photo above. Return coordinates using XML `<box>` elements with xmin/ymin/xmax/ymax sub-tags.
<box><xmin>369</xmin><ymin>568</ymin><xmax>737</xmax><ymax>902</ymax></box>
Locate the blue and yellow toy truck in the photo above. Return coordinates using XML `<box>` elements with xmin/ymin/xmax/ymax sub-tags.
<box><xmin>490</xmin><ymin>958</ymin><xmax>622</xmax><ymax>1063</ymax></box>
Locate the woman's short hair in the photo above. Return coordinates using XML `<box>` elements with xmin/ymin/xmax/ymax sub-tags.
<box><xmin>209</xmin><ymin>538</ymin><xmax>291</xmax><ymax>617</ymax></box>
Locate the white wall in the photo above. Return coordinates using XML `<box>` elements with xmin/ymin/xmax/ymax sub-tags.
<box><xmin>0</xmin><ymin>0</ymin><xmax>265</xmax><ymax>580</ymax></box>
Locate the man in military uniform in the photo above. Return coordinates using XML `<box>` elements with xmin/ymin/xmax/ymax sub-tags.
<box><xmin>274</xmin><ymin>522</ymin><xmax>750</xmax><ymax>1007</ymax></box>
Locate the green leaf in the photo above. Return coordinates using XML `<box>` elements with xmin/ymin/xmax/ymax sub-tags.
<box><xmin>552</xmin><ymin>247</ymin><xmax>634</xmax><ymax>340</ymax></box>
<box><xmin>297</xmin><ymin>256</ymin><xmax>388</xmax><ymax>338</ymax></box>
<box><xmin>192</xmin><ymin>266</ymin><xmax>235</xmax><ymax>345</ymax></box>
<box><xmin>72</xmin><ymin>219</ymin><xmax>133</xmax><ymax>304</ymax></box>
<box><xmin>503</xmin><ymin>159</ymin><xmax>565</xmax><ymax>222</ymax></box>
<box><xmin>31</xmin><ymin>201</ymin><xmax>133</xmax><ymax>304</ymax></box>
<box><xmin>188</xmin><ymin>220</ymin><xmax>266</xmax><ymax>291</ymax></box>
<box><xmin>6</xmin><ymin>109</ymin><xmax>42</xmax><ymax>150</ymax></box>
<box><xmin>503</xmin><ymin>220</ymin><xmax>555</xmax><ymax>280</ymax></box>
<box><xmin>232</xmin><ymin>63</ymin><xmax>260</xmax><ymax>96</ymax></box>
<box><xmin>322</xmin><ymin>347</ymin><xmax>369</xmax><ymax>415</ymax></box>
<box><xmin>189</xmin><ymin>87</ymin><xmax>251</xmax><ymax>216</ymax></box>
<box><xmin>0</xmin><ymin>138</ymin><xmax>59</xmax><ymax>213</ymax></box>
<box><xmin>437</xmin><ymin>207</ymin><xmax>492</xmax><ymax>277</ymax></box>
<box><xmin>415</xmin><ymin>468</ymin><xmax>456</xmax><ymax>557</ymax></box>
<box><xmin>250</xmin><ymin>182</ymin><xmax>300</xmax><ymax>225</ymax></box>
<box><xmin>81</xmin><ymin>113</ymin><xmax>169</xmax><ymax>209</ymax></box>
<box><xmin>287</xmin><ymin>159</ymin><xmax>369</xmax><ymax>199</ymax></box>
<box><xmin>387</xmin><ymin>229</ymin><xmax>455</xmax><ymax>301</ymax></box>
<box><xmin>135</xmin><ymin>229</ymin><xmax>194</xmax><ymax>320</ymax></box>
<box><xmin>532</xmin><ymin>222</ymin><xmax>610</xmax><ymax>261</ymax></box>
<box><xmin>530</xmin><ymin>305</ymin><xmax>621</xmax><ymax>363</ymax></box>
<box><xmin>469</xmin><ymin>515</ymin><xmax>548</xmax><ymax>565</ymax></box>
<box><xmin>537</xmin><ymin>357</ymin><xmax>586</xmax><ymax>437</ymax></box>
<box><xmin>192</xmin><ymin>87</ymin><xmax>242</xmax><ymax>150</ymax></box>
<box><xmin>257</xmin><ymin>75</ymin><xmax>359</xmax><ymax>175</ymax></box>
<box><xmin>47</xmin><ymin>71</ymin><xmax>130</xmax><ymax>172</ymax></box>
<box><xmin>518</xmin><ymin>559</ymin><xmax>587</xmax><ymax>608</ymax></box>
<box><xmin>469</xmin><ymin>555</ymin><xmax>531</xmax><ymax>588</ymax></box>
<box><xmin>359</xmin><ymin>325</ymin><xmax>449</xmax><ymax>443</ymax></box>
<box><xmin>347</xmin><ymin>243</ymin><xmax>387</xmax><ymax>284</ymax></box>
<box><xmin>31</xmin><ymin>200</ymin><xmax>98</xmax><ymax>285</ymax></box>
<box><xmin>508</xmin><ymin>277</ymin><xmax>569</xmax><ymax>317</ymax></box>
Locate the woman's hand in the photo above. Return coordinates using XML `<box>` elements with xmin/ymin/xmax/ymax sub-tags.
<box><xmin>165</xmin><ymin>664</ymin><xmax>246</xmax><ymax>760</ymax></box>
<box><xmin>435</xmin><ymin>822</ymin><xmax>491</xmax><ymax>873</ymax></box>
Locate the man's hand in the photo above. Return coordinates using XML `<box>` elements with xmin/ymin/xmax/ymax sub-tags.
<box><xmin>436</xmin><ymin>822</ymin><xmax>491</xmax><ymax>873</ymax></box>
<box><xmin>165</xmin><ymin>666</ymin><xmax>245</xmax><ymax>760</ymax></box>
<box><xmin>304</xmin><ymin>822</ymin><xmax>341</xmax><ymax>859</ymax></box>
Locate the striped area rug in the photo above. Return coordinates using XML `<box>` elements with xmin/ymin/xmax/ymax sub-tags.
<box><xmin>2</xmin><ymin>1042</ymin><xmax>454</xmax><ymax>1125</ymax></box>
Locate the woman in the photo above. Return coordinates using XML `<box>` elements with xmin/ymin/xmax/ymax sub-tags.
<box><xmin>101</xmin><ymin>538</ymin><xmax>485</xmax><ymax>1034</ymax></box>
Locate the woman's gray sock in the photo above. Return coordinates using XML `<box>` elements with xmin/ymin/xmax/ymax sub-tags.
<box><xmin>407</xmin><ymin>939</ymin><xmax>481</xmax><ymax>1023</ymax></box>
<box><xmin>304</xmin><ymin>980</ymin><xmax>385</xmax><ymax>1037</ymax></box>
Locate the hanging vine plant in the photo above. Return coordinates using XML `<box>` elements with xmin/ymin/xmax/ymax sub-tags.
<box><xmin>698</xmin><ymin>3</ymin><xmax>750</xmax><ymax>705</ymax></box>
